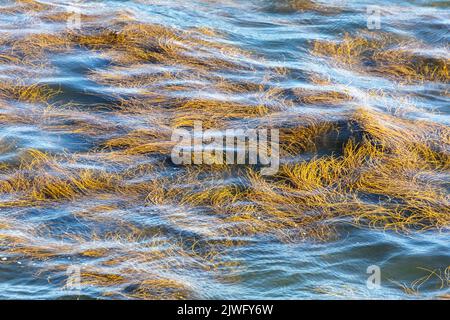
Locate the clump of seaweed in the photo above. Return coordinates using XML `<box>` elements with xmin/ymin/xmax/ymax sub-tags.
<box><xmin>172</xmin><ymin>99</ymin><xmax>270</xmax><ymax>129</ymax></box>
<box><xmin>0</xmin><ymin>149</ymin><xmax>120</xmax><ymax>207</ymax></box>
<box><xmin>0</xmin><ymin>0</ymin><xmax>50</xmax><ymax>14</ymax></box>
<box><xmin>127</xmin><ymin>278</ymin><xmax>192</xmax><ymax>300</ymax></box>
<box><xmin>0</xmin><ymin>80</ymin><xmax>59</xmax><ymax>103</ymax></box>
<box><xmin>243</xmin><ymin>110</ymin><xmax>449</xmax><ymax>238</ymax></box>
<box><xmin>263</xmin><ymin>0</ymin><xmax>346</xmax><ymax>14</ymax></box>
<box><xmin>279</xmin><ymin>118</ymin><xmax>341</xmax><ymax>156</ymax></box>
<box><xmin>312</xmin><ymin>33</ymin><xmax>449</xmax><ymax>83</ymax></box>
<box><xmin>293</xmin><ymin>88</ymin><xmax>353</xmax><ymax>106</ymax></box>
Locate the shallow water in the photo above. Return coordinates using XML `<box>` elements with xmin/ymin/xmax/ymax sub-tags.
<box><xmin>0</xmin><ymin>0</ymin><xmax>449</xmax><ymax>299</ymax></box>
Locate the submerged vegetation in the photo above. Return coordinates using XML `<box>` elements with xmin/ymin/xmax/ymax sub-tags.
<box><xmin>312</xmin><ymin>33</ymin><xmax>449</xmax><ymax>83</ymax></box>
<box><xmin>0</xmin><ymin>0</ymin><xmax>448</xmax><ymax>299</ymax></box>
